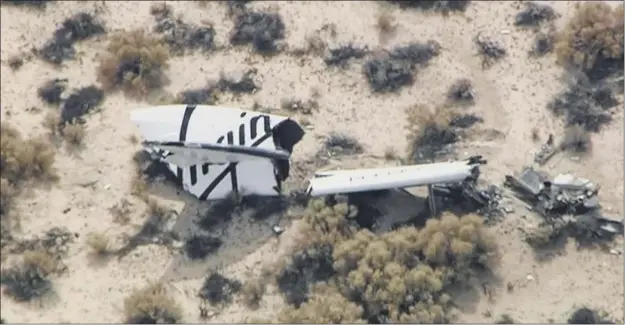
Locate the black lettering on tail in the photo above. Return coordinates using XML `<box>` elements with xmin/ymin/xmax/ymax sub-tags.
<box><xmin>177</xmin><ymin>105</ymin><xmax>196</xmax><ymax>186</ymax></box>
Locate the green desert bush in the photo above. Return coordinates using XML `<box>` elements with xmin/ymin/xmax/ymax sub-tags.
<box><xmin>97</xmin><ymin>30</ymin><xmax>170</xmax><ymax>98</ymax></box>
<box><xmin>274</xmin><ymin>199</ymin><xmax>500</xmax><ymax>323</ymax></box>
<box><xmin>554</xmin><ymin>2</ymin><xmax>623</xmax><ymax>77</ymax></box>
<box><xmin>123</xmin><ymin>282</ymin><xmax>183</xmax><ymax>324</ymax></box>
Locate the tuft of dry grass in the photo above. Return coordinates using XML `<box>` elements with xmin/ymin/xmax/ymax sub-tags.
<box><xmin>240</xmin><ymin>278</ymin><xmax>267</xmax><ymax>309</ymax></box>
<box><xmin>97</xmin><ymin>29</ymin><xmax>170</xmax><ymax>98</ymax></box>
<box><xmin>7</xmin><ymin>55</ymin><xmax>24</xmax><ymax>70</ymax></box>
<box><xmin>60</xmin><ymin>122</ymin><xmax>86</xmax><ymax>147</ymax></box>
<box><xmin>41</xmin><ymin>113</ymin><xmax>87</xmax><ymax>149</ymax></box>
<box><xmin>85</xmin><ymin>232</ymin><xmax>112</xmax><ymax>258</ymax></box>
<box><xmin>554</xmin><ymin>2</ymin><xmax>623</xmax><ymax>75</ymax></box>
<box><xmin>110</xmin><ymin>198</ymin><xmax>133</xmax><ymax>225</ymax></box>
<box><xmin>41</xmin><ymin>112</ymin><xmax>61</xmax><ymax>137</ymax></box>
<box><xmin>123</xmin><ymin>282</ymin><xmax>183</xmax><ymax>324</ymax></box>
<box><xmin>376</xmin><ymin>9</ymin><xmax>397</xmax><ymax>36</ymax></box>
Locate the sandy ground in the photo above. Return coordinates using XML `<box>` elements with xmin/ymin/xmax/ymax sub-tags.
<box><xmin>0</xmin><ymin>0</ymin><xmax>623</xmax><ymax>323</ymax></box>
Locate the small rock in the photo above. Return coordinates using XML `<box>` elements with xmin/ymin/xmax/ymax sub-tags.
<box><xmin>609</xmin><ymin>249</ymin><xmax>621</xmax><ymax>255</ymax></box>
<box><xmin>272</xmin><ymin>225</ymin><xmax>284</xmax><ymax>236</ymax></box>
<box><xmin>104</xmin><ymin>184</ymin><xmax>111</xmax><ymax>190</ymax></box>
<box><xmin>526</xmin><ymin>274</ymin><xmax>534</xmax><ymax>281</ymax></box>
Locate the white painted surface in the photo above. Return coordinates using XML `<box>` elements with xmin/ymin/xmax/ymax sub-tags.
<box><xmin>307</xmin><ymin>161</ymin><xmax>478</xmax><ymax>196</ymax></box>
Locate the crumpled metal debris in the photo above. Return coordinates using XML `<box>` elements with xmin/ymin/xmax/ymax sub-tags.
<box><xmin>431</xmin><ymin>180</ymin><xmax>506</xmax><ymax>222</ymax></box>
<box><xmin>504</xmin><ymin>167</ymin><xmax>623</xmax><ymax>238</ymax></box>
<box><xmin>534</xmin><ymin>134</ymin><xmax>557</xmax><ymax>165</ymax></box>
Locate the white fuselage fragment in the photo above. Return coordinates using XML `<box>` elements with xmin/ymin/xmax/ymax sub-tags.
<box><xmin>130</xmin><ymin>105</ymin><xmax>299</xmax><ymax>200</ymax></box>
<box><xmin>307</xmin><ymin>160</ymin><xmax>479</xmax><ymax>196</ymax></box>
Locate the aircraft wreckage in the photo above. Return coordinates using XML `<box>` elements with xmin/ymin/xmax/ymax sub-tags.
<box><xmin>130</xmin><ymin>105</ymin><xmax>623</xmax><ymax>235</ymax></box>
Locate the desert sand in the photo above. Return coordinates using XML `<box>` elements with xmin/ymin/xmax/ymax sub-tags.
<box><xmin>0</xmin><ymin>0</ymin><xmax>623</xmax><ymax>323</ymax></box>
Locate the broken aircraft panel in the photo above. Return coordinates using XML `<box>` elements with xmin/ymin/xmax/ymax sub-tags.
<box><xmin>131</xmin><ymin>105</ymin><xmax>305</xmax><ymax>200</ymax></box>
<box><xmin>504</xmin><ymin>167</ymin><xmax>623</xmax><ymax>236</ymax></box>
<box><xmin>143</xmin><ymin>140</ymin><xmax>291</xmax><ymax>166</ymax></box>
<box><xmin>307</xmin><ymin>157</ymin><xmax>486</xmax><ymax>196</ymax></box>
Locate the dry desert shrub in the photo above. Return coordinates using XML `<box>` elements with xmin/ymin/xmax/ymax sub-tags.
<box><xmin>198</xmin><ymin>271</ymin><xmax>242</xmax><ymax>306</ymax></box>
<box><xmin>446</xmin><ymin>78</ymin><xmax>475</xmax><ymax>105</ymax></box>
<box><xmin>405</xmin><ymin>105</ymin><xmax>458</xmax><ymax>163</ymax></box>
<box><xmin>59</xmin><ymin>122</ymin><xmax>86</xmax><ymax>147</ymax></box>
<box><xmin>85</xmin><ymin>232</ymin><xmax>112</xmax><ymax>258</ymax></box>
<box><xmin>554</xmin><ymin>2</ymin><xmax>624</xmax><ymax>80</ymax></box>
<box><xmin>0</xmin><ymin>122</ymin><xmax>57</xmax><ymax>185</ymax></box>
<box><xmin>97</xmin><ymin>30</ymin><xmax>170</xmax><ymax>98</ymax></box>
<box><xmin>123</xmin><ymin>282</ymin><xmax>183</xmax><ymax>324</ymax></box>
<box><xmin>274</xmin><ymin>199</ymin><xmax>500</xmax><ymax>323</ymax></box>
<box><xmin>0</xmin><ymin>123</ymin><xmax>58</xmax><ymax>235</ymax></box>
<box><xmin>278</xmin><ymin>283</ymin><xmax>366</xmax><ymax>324</ymax></box>
<box><xmin>0</xmin><ymin>249</ymin><xmax>63</xmax><ymax>301</ymax></box>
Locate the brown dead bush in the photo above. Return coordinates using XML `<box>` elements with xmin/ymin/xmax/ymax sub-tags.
<box><xmin>123</xmin><ymin>282</ymin><xmax>183</xmax><ymax>324</ymax></box>
<box><xmin>97</xmin><ymin>30</ymin><xmax>170</xmax><ymax>98</ymax></box>
<box><xmin>278</xmin><ymin>283</ymin><xmax>366</xmax><ymax>324</ymax></box>
<box><xmin>0</xmin><ymin>122</ymin><xmax>57</xmax><ymax>185</ymax></box>
<box><xmin>554</xmin><ymin>2</ymin><xmax>624</xmax><ymax>74</ymax></box>
<box><xmin>299</xmin><ymin>198</ymin><xmax>358</xmax><ymax>246</ymax></box>
<box><xmin>0</xmin><ymin>123</ymin><xmax>58</xmax><ymax>236</ymax></box>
